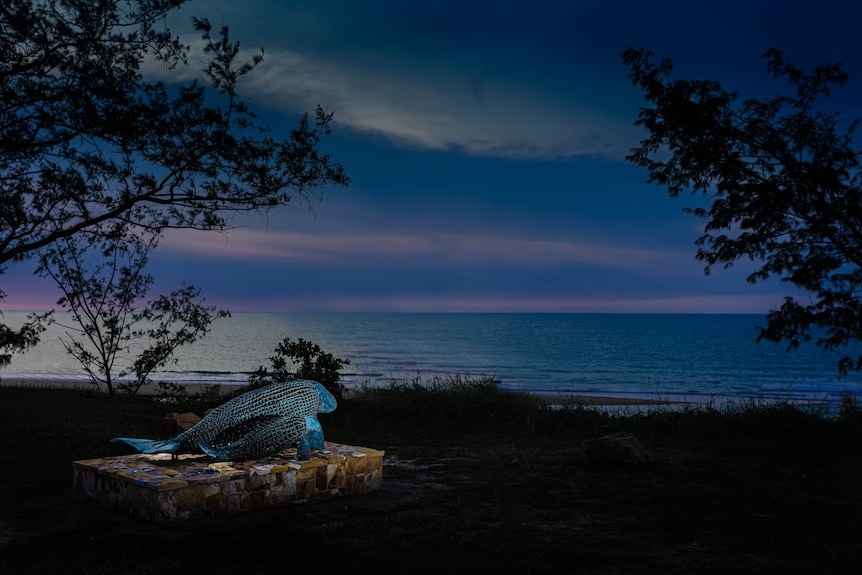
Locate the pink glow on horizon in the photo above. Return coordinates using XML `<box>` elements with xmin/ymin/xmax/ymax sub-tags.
<box><xmin>1</xmin><ymin>291</ymin><xmax>781</xmax><ymax>314</ymax></box>
<box><xmin>0</xmin><ymin>286</ymin><xmax>58</xmax><ymax>312</ymax></box>
<box><xmin>159</xmin><ymin>293</ymin><xmax>784</xmax><ymax>314</ymax></box>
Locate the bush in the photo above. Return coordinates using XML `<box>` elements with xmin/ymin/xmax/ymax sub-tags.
<box><xmin>242</xmin><ymin>337</ymin><xmax>350</xmax><ymax>402</ymax></box>
<box><xmin>839</xmin><ymin>393</ymin><xmax>862</xmax><ymax>428</ymax></box>
<box><xmin>351</xmin><ymin>374</ymin><xmax>542</xmax><ymax>427</ymax></box>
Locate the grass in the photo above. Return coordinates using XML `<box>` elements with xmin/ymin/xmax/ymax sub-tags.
<box><xmin>2</xmin><ymin>376</ymin><xmax>861</xmax><ymax>490</ymax></box>
<box><xmin>0</xmin><ymin>386</ymin><xmax>216</xmax><ymax>495</ymax></box>
<box><xmin>2</xmin><ymin>376</ymin><xmax>862</xmax><ymax>573</ymax></box>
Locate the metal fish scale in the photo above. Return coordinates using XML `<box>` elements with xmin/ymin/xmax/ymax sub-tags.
<box><xmin>111</xmin><ymin>380</ymin><xmax>337</xmax><ymax>461</ymax></box>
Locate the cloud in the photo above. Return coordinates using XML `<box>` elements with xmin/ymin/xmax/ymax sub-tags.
<box><xmin>159</xmin><ymin>228</ymin><xmax>675</xmax><ymax>270</ymax></box>
<box><xmin>253</xmin><ymin>50</ymin><xmax>637</xmax><ymax>159</ymax></box>
<box><xmin>143</xmin><ymin>37</ymin><xmax>637</xmax><ymax>160</ymax></box>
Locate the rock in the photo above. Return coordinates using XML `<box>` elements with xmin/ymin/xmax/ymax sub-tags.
<box><xmin>582</xmin><ymin>431</ymin><xmax>650</xmax><ymax>465</ymax></box>
<box><xmin>163</xmin><ymin>412</ymin><xmax>201</xmax><ymax>434</ymax></box>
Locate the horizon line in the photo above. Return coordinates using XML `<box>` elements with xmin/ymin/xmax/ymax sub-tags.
<box><xmin>0</xmin><ymin>293</ymin><xmax>785</xmax><ymax>315</ymax></box>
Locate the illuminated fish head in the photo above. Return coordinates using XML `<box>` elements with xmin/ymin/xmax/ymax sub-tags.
<box><xmin>311</xmin><ymin>381</ymin><xmax>337</xmax><ymax>413</ymax></box>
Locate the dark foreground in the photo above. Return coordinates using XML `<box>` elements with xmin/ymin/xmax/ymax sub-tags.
<box><xmin>1</xmin><ymin>385</ymin><xmax>861</xmax><ymax>574</ymax></box>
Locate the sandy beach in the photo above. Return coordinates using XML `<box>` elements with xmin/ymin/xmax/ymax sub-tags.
<box><xmin>528</xmin><ymin>391</ymin><xmax>688</xmax><ymax>406</ymax></box>
<box><xmin>0</xmin><ymin>378</ymin><xmax>228</xmax><ymax>397</ymax></box>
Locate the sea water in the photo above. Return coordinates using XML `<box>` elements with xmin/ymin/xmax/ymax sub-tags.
<box><xmin>2</xmin><ymin>312</ymin><xmax>861</xmax><ymax>408</ymax></box>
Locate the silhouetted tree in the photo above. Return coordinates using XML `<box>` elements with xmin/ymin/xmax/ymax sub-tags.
<box><xmin>624</xmin><ymin>47</ymin><xmax>862</xmax><ymax>373</ymax></box>
<box><xmin>0</xmin><ymin>0</ymin><xmax>348</xmax><ymax>362</ymax></box>
<box><xmin>37</xmin><ymin>231</ymin><xmax>229</xmax><ymax>394</ymax></box>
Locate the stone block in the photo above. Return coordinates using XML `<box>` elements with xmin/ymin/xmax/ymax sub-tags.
<box><xmin>73</xmin><ymin>442</ymin><xmax>384</xmax><ymax>520</ymax></box>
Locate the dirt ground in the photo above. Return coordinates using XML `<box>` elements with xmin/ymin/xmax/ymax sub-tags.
<box><xmin>2</xmin><ymin>436</ymin><xmax>861</xmax><ymax>574</ymax></box>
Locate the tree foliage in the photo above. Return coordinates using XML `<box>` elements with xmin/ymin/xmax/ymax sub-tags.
<box><xmin>247</xmin><ymin>337</ymin><xmax>350</xmax><ymax>402</ymax></box>
<box><xmin>623</xmin><ymin>47</ymin><xmax>862</xmax><ymax>373</ymax></box>
<box><xmin>0</xmin><ymin>0</ymin><xmax>348</xmax><ymax>361</ymax></box>
<box><xmin>0</xmin><ymin>311</ymin><xmax>49</xmax><ymax>368</ymax></box>
<box><xmin>130</xmin><ymin>284</ymin><xmax>230</xmax><ymax>395</ymax></box>
<box><xmin>37</xmin><ymin>231</ymin><xmax>229</xmax><ymax>394</ymax></box>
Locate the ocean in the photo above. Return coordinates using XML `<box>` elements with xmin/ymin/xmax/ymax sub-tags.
<box><xmin>2</xmin><ymin>311</ymin><xmax>861</xmax><ymax>408</ymax></box>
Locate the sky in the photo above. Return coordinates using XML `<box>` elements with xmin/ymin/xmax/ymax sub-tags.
<box><xmin>5</xmin><ymin>0</ymin><xmax>862</xmax><ymax>313</ymax></box>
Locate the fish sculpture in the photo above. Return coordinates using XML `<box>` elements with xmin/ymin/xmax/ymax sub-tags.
<box><xmin>112</xmin><ymin>379</ymin><xmax>336</xmax><ymax>461</ymax></box>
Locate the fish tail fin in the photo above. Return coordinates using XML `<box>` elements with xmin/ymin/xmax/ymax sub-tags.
<box><xmin>111</xmin><ymin>437</ymin><xmax>181</xmax><ymax>454</ymax></box>
<box><xmin>197</xmin><ymin>439</ymin><xmax>232</xmax><ymax>460</ymax></box>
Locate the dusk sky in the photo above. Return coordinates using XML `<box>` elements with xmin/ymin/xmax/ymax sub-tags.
<box><xmin>5</xmin><ymin>0</ymin><xmax>862</xmax><ymax>313</ymax></box>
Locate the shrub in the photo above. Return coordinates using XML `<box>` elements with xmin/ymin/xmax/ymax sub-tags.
<box><xmin>243</xmin><ymin>337</ymin><xmax>350</xmax><ymax>401</ymax></box>
<box><xmin>351</xmin><ymin>373</ymin><xmax>541</xmax><ymax>427</ymax></box>
<box><xmin>839</xmin><ymin>393</ymin><xmax>862</xmax><ymax>427</ymax></box>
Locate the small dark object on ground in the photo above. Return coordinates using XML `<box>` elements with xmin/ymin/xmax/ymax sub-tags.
<box><xmin>582</xmin><ymin>431</ymin><xmax>651</xmax><ymax>465</ymax></box>
<box><xmin>162</xmin><ymin>411</ymin><xmax>201</xmax><ymax>434</ymax></box>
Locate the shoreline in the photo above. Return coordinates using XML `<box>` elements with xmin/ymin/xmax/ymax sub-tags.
<box><xmin>1</xmin><ymin>377</ymin><xmax>846</xmax><ymax>409</ymax></box>
<box><xmin>524</xmin><ymin>390</ymin><xmax>689</xmax><ymax>407</ymax></box>
<box><xmin>0</xmin><ymin>378</ymin><xmax>229</xmax><ymax>397</ymax></box>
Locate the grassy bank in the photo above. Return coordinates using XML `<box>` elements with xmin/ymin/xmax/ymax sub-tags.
<box><xmin>2</xmin><ymin>377</ymin><xmax>862</xmax><ymax>493</ymax></box>
<box><xmin>2</xmin><ymin>378</ymin><xmax>862</xmax><ymax>573</ymax></box>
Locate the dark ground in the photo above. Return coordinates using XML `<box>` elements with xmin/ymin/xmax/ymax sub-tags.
<box><xmin>1</xmin><ymin>387</ymin><xmax>861</xmax><ymax>574</ymax></box>
<box><xmin>3</xmin><ymin>436</ymin><xmax>862</xmax><ymax>574</ymax></box>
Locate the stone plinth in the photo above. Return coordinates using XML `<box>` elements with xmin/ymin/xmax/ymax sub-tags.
<box><xmin>72</xmin><ymin>442</ymin><xmax>384</xmax><ymax>521</ymax></box>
